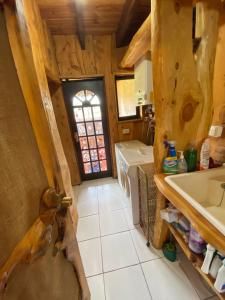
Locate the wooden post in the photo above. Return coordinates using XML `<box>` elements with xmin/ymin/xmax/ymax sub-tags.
<box><xmin>151</xmin><ymin>0</ymin><xmax>220</xmax><ymax>248</ymax></box>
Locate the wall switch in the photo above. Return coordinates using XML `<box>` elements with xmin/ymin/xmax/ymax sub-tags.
<box><xmin>209</xmin><ymin>125</ymin><xmax>223</xmax><ymax>137</ymax></box>
<box><xmin>122</xmin><ymin>128</ymin><xmax>130</xmax><ymax>134</ymax></box>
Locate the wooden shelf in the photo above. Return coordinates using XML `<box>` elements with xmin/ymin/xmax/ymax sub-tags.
<box><xmin>168</xmin><ymin>224</ymin><xmax>225</xmax><ymax>300</ymax></box>
<box><xmin>168</xmin><ymin>224</ymin><xmax>202</xmax><ymax>263</ymax></box>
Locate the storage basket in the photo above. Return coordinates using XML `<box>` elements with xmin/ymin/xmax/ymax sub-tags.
<box><xmin>138</xmin><ymin>163</ymin><xmax>157</xmax><ymax>246</ymax></box>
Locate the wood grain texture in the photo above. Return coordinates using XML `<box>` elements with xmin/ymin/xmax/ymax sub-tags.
<box><xmin>154</xmin><ymin>174</ymin><xmax>225</xmax><ymax>255</ymax></box>
<box><xmin>151</xmin><ymin>0</ymin><xmax>219</xmax><ymax>173</ymax></box>
<box><xmin>54</xmin><ymin>34</ymin><xmax>139</xmax><ymax>176</ymax></box>
<box><xmin>50</xmin><ymin>86</ymin><xmax>81</xmax><ymax>185</ymax></box>
<box><xmin>41</xmin><ymin>20</ymin><xmax>81</xmax><ymax>185</ymax></box>
<box><xmin>4</xmin><ymin>0</ymin><xmax>89</xmax><ymax>298</ymax></box>
<box><xmin>38</xmin><ymin>0</ymin><xmax>150</xmax><ymax>40</ymax></box>
<box><xmin>116</xmin><ymin>0</ymin><xmax>138</xmax><ymax>47</ymax></box>
<box><xmin>0</xmin><ymin>7</ymin><xmax>83</xmax><ymax>300</ymax></box>
<box><xmin>213</xmin><ymin>5</ymin><xmax>225</xmax><ymax>126</ymax></box>
<box><xmin>0</xmin><ymin>5</ymin><xmax>48</xmax><ymax>272</ymax></box>
<box><xmin>195</xmin><ymin>1</ymin><xmax>220</xmax><ymax>143</ymax></box>
<box><xmin>120</xmin><ymin>14</ymin><xmax>151</xmax><ymax>68</ymax></box>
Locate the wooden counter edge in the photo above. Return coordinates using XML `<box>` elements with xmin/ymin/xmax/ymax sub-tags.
<box><xmin>154</xmin><ymin>173</ymin><xmax>225</xmax><ymax>255</ymax></box>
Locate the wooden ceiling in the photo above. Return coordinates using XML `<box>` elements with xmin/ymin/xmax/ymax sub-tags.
<box><xmin>38</xmin><ymin>0</ymin><xmax>150</xmax><ymax>47</ymax></box>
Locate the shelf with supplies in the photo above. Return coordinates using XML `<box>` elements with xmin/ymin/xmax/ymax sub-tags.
<box><xmin>168</xmin><ymin>223</ymin><xmax>225</xmax><ymax>300</ymax></box>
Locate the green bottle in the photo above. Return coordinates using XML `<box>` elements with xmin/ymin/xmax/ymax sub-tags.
<box><xmin>184</xmin><ymin>147</ymin><xmax>197</xmax><ymax>172</ymax></box>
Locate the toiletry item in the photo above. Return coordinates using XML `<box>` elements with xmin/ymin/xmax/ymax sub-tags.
<box><xmin>178</xmin><ymin>151</ymin><xmax>188</xmax><ymax>173</ymax></box>
<box><xmin>200</xmin><ymin>139</ymin><xmax>210</xmax><ymax>170</ymax></box>
<box><xmin>178</xmin><ymin>216</ymin><xmax>190</xmax><ymax>232</ymax></box>
<box><xmin>160</xmin><ymin>207</ymin><xmax>180</xmax><ymax>223</ymax></box>
<box><xmin>214</xmin><ymin>259</ymin><xmax>225</xmax><ymax>293</ymax></box>
<box><xmin>188</xmin><ymin>225</ymin><xmax>206</xmax><ymax>254</ymax></box>
<box><xmin>201</xmin><ymin>244</ymin><xmax>215</xmax><ymax>274</ymax></box>
<box><xmin>163</xmin><ymin>141</ymin><xmax>178</xmax><ymax>174</ymax></box>
<box><xmin>210</xmin><ymin>252</ymin><xmax>224</xmax><ymax>279</ymax></box>
<box><xmin>184</xmin><ymin>146</ymin><xmax>197</xmax><ymax>172</ymax></box>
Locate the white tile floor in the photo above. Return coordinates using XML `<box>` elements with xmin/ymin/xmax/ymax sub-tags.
<box><xmin>74</xmin><ymin>178</ymin><xmax>216</xmax><ymax>300</ymax></box>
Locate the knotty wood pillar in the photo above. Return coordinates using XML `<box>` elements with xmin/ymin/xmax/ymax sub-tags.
<box><xmin>151</xmin><ymin>0</ymin><xmax>220</xmax><ymax>248</ymax></box>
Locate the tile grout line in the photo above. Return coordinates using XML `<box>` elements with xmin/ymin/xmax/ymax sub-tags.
<box><xmin>129</xmin><ymin>229</ymin><xmax>153</xmax><ymax>300</ymax></box>
<box><xmin>98</xmin><ymin>185</ymin><xmax>107</xmax><ymax>300</ymax></box>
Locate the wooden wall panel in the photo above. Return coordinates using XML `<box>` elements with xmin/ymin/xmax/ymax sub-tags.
<box><xmin>53</xmin><ymin>34</ymin><xmax>143</xmax><ymax>176</ymax></box>
<box><xmin>213</xmin><ymin>7</ymin><xmax>225</xmax><ymax>126</ymax></box>
<box><xmin>50</xmin><ymin>87</ymin><xmax>81</xmax><ymax>185</ymax></box>
<box><xmin>41</xmin><ymin>20</ymin><xmax>81</xmax><ymax>185</ymax></box>
<box><xmin>209</xmin><ymin>5</ymin><xmax>225</xmax><ymax>165</ymax></box>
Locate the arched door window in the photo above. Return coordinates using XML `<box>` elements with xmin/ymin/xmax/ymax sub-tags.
<box><xmin>73</xmin><ymin>89</ymin><xmax>108</xmax><ymax>175</ymax></box>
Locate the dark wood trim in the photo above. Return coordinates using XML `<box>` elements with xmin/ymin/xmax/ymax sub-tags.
<box><xmin>116</xmin><ymin>0</ymin><xmax>138</xmax><ymax>47</ymax></box>
<box><xmin>74</xmin><ymin>0</ymin><xmax>85</xmax><ymax>50</ymax></box>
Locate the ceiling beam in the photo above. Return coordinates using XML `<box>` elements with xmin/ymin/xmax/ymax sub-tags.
<box><xmin>120</xmin><ymin>14</ymin><xmax>151</xmax><ymax>69</ymax></box>
<box><xmin>74</xmin><ymin>0</ymin><xmax>85</xmax><ymax>50</ymax></box>
<box><xmin>116</xmin><ymin>0</ymin><xmax>139</xmax><ymax>48</ymax></box>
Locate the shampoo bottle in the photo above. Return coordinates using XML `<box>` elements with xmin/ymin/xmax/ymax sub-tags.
<box><xmin>201</xmin><ymin>244</ymin><xmax>215</xmax><ymax>274</ymax></box>
<box><xmin>214</xmin><ymin>259</ymin><xmax>225</xmax><ymax>293</ymax></box>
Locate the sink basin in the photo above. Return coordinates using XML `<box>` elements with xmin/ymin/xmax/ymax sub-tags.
<box><xmin>165</xmin><ymin>167</ymin><xmax>225</xmax><ymax>236</ymax></box>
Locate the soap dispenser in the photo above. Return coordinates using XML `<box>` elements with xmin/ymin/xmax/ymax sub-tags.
<box><xmin>178</xmin><ymin>151</ymin><xmax>187</xmax><ymax>174</ymax></box>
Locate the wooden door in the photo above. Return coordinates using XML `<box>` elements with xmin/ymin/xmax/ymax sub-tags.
<box><xmin>0</xmin><ymin>6</ymin><xmax>85</xmax><ymax>300</ymax></box>
<box><xmin>63</xmin><ymin>79</ymin><xmax>112</xmax><ymax>180</ymax></box>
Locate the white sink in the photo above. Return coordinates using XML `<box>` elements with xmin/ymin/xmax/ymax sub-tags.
<box><xmin>165</xmin><ymin>167</ymin><xmax>225</xmax><ymax>236</ymax></box>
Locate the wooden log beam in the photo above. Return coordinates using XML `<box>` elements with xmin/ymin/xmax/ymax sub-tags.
<box><xmin>116</xmin><ymin>0</ymin><xmax>138</xmax><ymax>48</ymax></box>
<box><xmin>151</xmin><ymin>0</ymin><xmax>220</xmax><ymax>173</ymax></box>
<box><xmin>120</xmin><ymin>14</ymin><xmax>151</xmax><ymax>69</ymax></box>
<box><xmin>195</xmin><ymin>1</ymin><xmax>220</xmax><ymax>143</ymax></box>
<box><xmin>74</xmin><ymin>0</ymin><xmax>85</xmax><ymax>50</ymax></box>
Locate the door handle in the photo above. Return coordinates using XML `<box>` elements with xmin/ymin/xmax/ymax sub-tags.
<box><xmin>42</xmin><ymin>187</ymin><xmax>72</xmax><ymax>210</ymax></box>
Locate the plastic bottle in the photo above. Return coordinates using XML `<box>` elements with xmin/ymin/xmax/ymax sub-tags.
<box><xmin>201</xmin><ymin>244</ymin><xmax>215</xmax><ymax>274</ymax></box>
<box><xmin>163</xmin><ymin>141</ymin><xmax>178</xmax><ymax>174</ymax></box>
<box><xmin>188</xmin><ymin>225</ymin><xmax>206</xmax><ymax>254</ymax></box>
<box><xmin>184</xmin><ymin>145</ymin><xmax>197</xmax><ymax>172</ymax></box>
<box><xmin>209</xmin><ymin>252</ymin><xmax>224</xmax><ymax>279</ymax></box>
<box><xmin>178</xmin><ymin>151</ymin><xmax>188</xmax><ymax>173</ymax></box>
<box><xmin>200</xmin><ymin>139</ymin><xmax>210</xmax><ymax>170</ymax></box>
<box><xmin>214</xmin><ymin>258</ymin><xmax>225</xmax><ymax>293</ymax></box>
<box><xmin>168</xmin><ymin>141</ymin><xmax>177</xmax><ymax>157</ymax></box>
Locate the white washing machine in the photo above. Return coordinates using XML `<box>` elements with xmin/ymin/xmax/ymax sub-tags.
<box><xmin>115</xmin><ymin>140</ymin><xmax>154</xmax><ymax>225</ymax></box>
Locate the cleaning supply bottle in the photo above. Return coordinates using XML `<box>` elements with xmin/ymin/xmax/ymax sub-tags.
<box><xmin>163</xmin><ymin>141</ymin><xmax>178</xmax><ymax>174</ymax></box>
<box><xmin>184</xmin><ymin>145</ymin><xmax>197</xmax><ymax>172</ymax></box>
<box><xmin>201</xmin><ymin>244</ymin><xmax>215</xmax><ymax>274</ymax></box>
<box><xmin>214</xmin><ymin>258</ymin><xmax>225</xmax><ymax>293</ymax></box>
<box><xmin>168</xmin><ymin>141</ymin><xmax>177</xmax><ymax>157</ymax></box>
<box><xmin>200</xmin><ymin>138</ymin><xmax>210</xmax><ymax>170</ymax></box>
<box><xmin>178</xmin><ymin>151</ymin><xmax>188</xmax><ymax>173</ymax></box>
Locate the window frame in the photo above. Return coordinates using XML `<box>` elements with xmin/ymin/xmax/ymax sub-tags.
<box><xmin>115</xmin><ymin>75</ymin><xmax>140</xmax><ymax>121</ymax></box>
